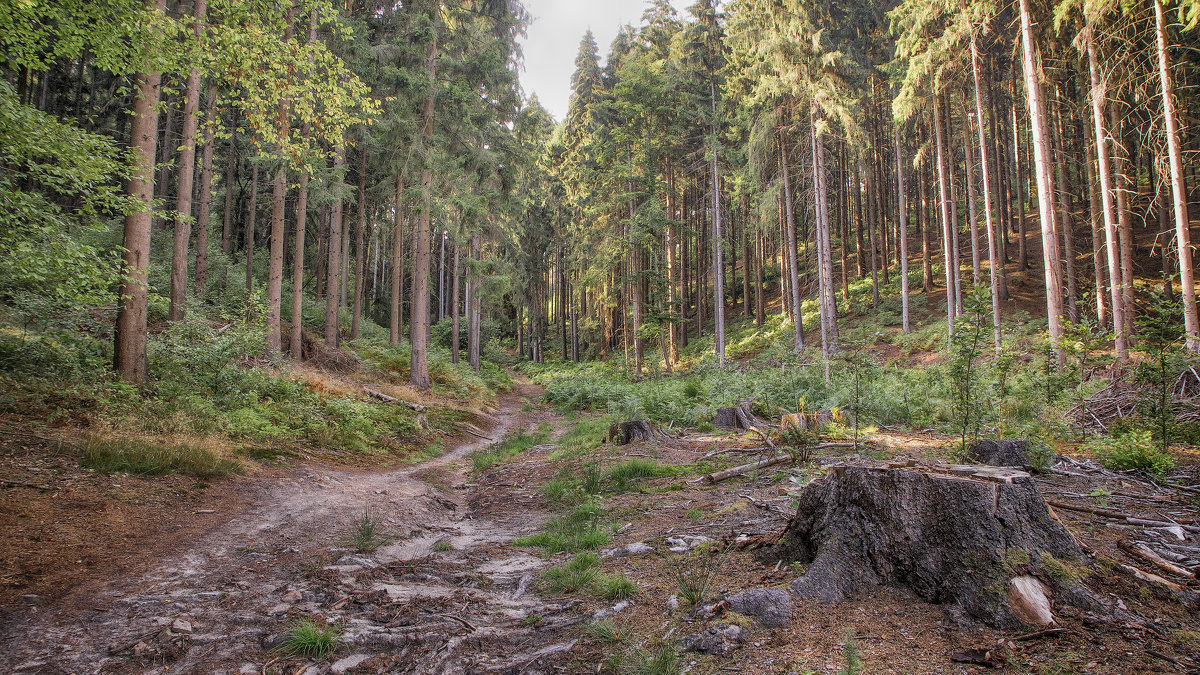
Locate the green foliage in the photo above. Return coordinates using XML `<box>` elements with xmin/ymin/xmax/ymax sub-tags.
<box><xmin>668</xmin><ymin>543</ymin><xmax>727</xmax><ymax>608</ymax></box>
<box><xmin>542</xmin><ymin>552</ymin><xmax>600</xmax><ymax>594</ymax></box>
<box><xmin>1133</xmin><ymin>289</ymin><xmax>1188</xmax><ymax>452</ymax></box>
<box><xmin>514</xmin><ymin>500</ymin><xmax>610</xmax><ymax>554</ymax></box>
<box><xmin>1087</xmin><ymin>431</ymin><xmax>1176</xmax><ymax>477</ymax></box>
<box><xmin>947</xmin><ymin>289</ymin><xmax>990</xmax><ymax>455</ymax></box>
<box><xmin>470</xmin><ymin>428</ymin><xmax>550</xmax><ymax>474</ymax></box>
<box><xmin>346</xmin><ymin>509</ymin><xmax>389</xmax><ymax>553</ymax></box>
<box><xmin>587</xmin><ymin>619</ymin><xmax>622</xmax><ymax>643</ymax></box>
<box><xmin>839</xmin><ymin>629</ymin><xmax>863</xmax><ymax>675</ymax></box>
<box><xmin>628</xmin><ymin>642</ymin><xmax>680</xmax><ymax>675</ymax></box>
<box><xmin>278</xmin><ymin>620</ymin><xmax>342</xmax><ymax>659</ymax></box>
<box><xmin>78</xmin><ymin>436</ymin><xmax>243</xmax><ymax>479</ymax></box>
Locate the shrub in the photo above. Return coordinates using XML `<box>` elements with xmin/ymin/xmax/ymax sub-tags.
<box><xmin>514</xmin><ymin>500</ymin><xmax>610</xmax><ymax>554</ymax></box>
<box><xmin>278</xmin><ymin>620</ymin><xmax>342</xmax><ymax>658</ymax></box>
<box><xmin>1088</xmin><ymin>431</ymin><xmax>1176</xmax><ymax>477</ymax></box>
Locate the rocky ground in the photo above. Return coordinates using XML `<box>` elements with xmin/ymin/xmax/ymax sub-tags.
<box><xmin>2</xmin><ymin>387</ymin><xmax>1200</xmax><ymax>674</ymax></box>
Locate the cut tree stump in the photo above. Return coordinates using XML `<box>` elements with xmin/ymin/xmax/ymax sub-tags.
<box><xmin>714</xmin><ymin>406</ymin><xmax>756</xmax><ymax>430</ymax></box>
<box><xmin>966</xmin><ymin>439</ymin><xmax>1030</xmax><ymax>468</ymax></box>
<box><xmin>608</xmin><ymin>421</ymin><xmax>654</xmax><ymax>445</ymax></box>
<box><xmin>773</xmin><ymin>462</ymin><xmax>1087</xmax><ymax>628</ymax></box>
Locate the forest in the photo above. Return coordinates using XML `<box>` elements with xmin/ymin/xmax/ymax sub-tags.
<box><xmin>2</xmin><ymin>0</ymin><xmax>1200</xmax><ymax>672</ymax></box>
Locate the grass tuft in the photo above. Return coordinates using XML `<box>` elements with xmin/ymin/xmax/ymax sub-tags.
<box><xmin>586</xmin><ymin>618</ymin><xmax>622</xmax><ymax>643</ymax></box>
<box><xmin>346</xmin><ymin>509</ymin><xmax>389</xmax><ymax>553</ymax></box>
<box><xmin>514</xmin><ymin>500</ymin><xmax>610</xmax><ymax>554</ymax></box>
<box><xmin>278</xmin><ymin>620</ymin><xmax>342</xmax><ymax>658</ymax></box>
<box><xmin>470</xmin><ymin>428</ymin><xmax>550</xmax><ymax>474</ymax></box>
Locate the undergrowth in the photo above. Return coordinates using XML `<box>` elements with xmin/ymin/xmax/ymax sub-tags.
<box><xmin>470</xmin><ymin>424</ymin><xmax>551</xmax><ymax>474</ymax></box>
<box><xmin>79</xmin><ymin>436</ymin><xmax>243</xmax><ymax>479</ymax></box>
<box><xmin>514</xmin><ymin>499</ymin><xmax>611</xmax><ymax>554</ymax></box>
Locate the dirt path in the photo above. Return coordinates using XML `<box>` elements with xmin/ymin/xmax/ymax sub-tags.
<box><xmin>4</xmin><ymin>382</ymin><xmax>582</xmax><ymax>674</ymax></box>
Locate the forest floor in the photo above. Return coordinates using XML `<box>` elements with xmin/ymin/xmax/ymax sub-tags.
<box><xmin>2</xmin><ymin>380</ymin><xmax>1200</xmax><ymax>674</ymax></box>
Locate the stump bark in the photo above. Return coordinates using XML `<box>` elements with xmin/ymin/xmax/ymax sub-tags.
<box><xmin>966</xmin><ymin>439</ymin><xmax>1030</xmax><ymax>468</ymax></box>
<box><xmin>608</xmin><ymin>421</ymin><xmax>654</xmax><ymax>445</ymax></box>
<box><xmin>714</xmin><ymin>406</ymin><xmax>756</xmax><ymax>430</ymax></box>
<box><xmin>773</xmin><ymin>462</ymin><xmax>1084</xmax><ymax>628</ymax></box>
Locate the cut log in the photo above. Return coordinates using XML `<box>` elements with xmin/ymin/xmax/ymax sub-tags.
<box><xmin>773</xmin><ymin>463</ymin><xmax>1086</xmax><ymax>628</ymax></box>
<box><xmin>966</xmin><ymin>439</ymin><xmax>1030</xmax><ymax>467</ymax></box>
<box><xmin>608</xmin><ymin>421</ymin><xmax>654</xmax><ymax>445</ymax></box>
<box><xmin>1118</xmin><ymin>540</ymin><xmax>1196</xmax><ymax>579</ymax></box>
<box><xmin>363</xmin><ymin>386</ymin><xmax>426</xmax><ymax>412</ymax></box>
<box><xmin>714</xmin><ymin>406</ymin><xmax>757</xmax><ymax>430</ymax></box>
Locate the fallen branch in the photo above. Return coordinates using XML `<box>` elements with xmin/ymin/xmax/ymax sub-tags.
<box><xmin>1119</xmin><ymin>540</ymin><xmax>1196</xmax><ymax>579</ymax></box>
<box><xmin>1118</xmin><ymin>563</ymin><xmax>1184</xmax><ymax>592</ymax></box>
<box><xmin>462</xmin><ymin>427</ymin><xmax>494</xmax><ymax>442</ymax></box>
<box><xmin>363</xmin><ymin>386</ymin><xmax>426</xmax><ymax>412</ymax></box>
<box><xmin>1045</xmin><ymin>500</ymin><xmax>1200</xmax><ymax>532</ymax></box>
<box><xmin>1014</xmin><ymin>628</ymin><xmax>1067</xmax><ymax>642</ymax></box>
<box><xmin>0</xmin><ymin>479</ymin><xmax>49</xmax><ymax>490</ymax></box>
<box><xmin>704</xmin><ymin>454</ymin><xmax>792</xmax><ymax>483</ymax></box>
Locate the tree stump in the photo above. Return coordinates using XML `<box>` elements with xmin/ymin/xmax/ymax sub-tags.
<box><xmin>966</xmin><ymin>440</ymin><xmax>1030</xmax><ymax>468</ymax></box>
<box><xmin>714</xmin><ymin>406</ymin><xmax>756</xmax><ymax>430</ymax></box>
<box><xmin>773</xmin><ymin>462</ymin><xmax>1085</xmax><ymax>628</ymax></box>
<box><xmin>608</xmin><ymin>421</ymin><xmax>654</xmax><ymax>445</ymax></box>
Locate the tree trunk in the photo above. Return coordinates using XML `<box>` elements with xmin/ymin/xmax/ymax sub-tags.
<box><xmin>410</xmin><ymin>24</ymin><xmax>438</xmax><ymax>390</ymax></box>
<box><xmin>290</xmin><ymin>168</ymin><xmax>309</xmax><ymax>359</ymax></box>
<box><xmin>1050</xmin><ymin>85</ymin><xmax>1078</xmax><ymax>324</ymax></box>
<box><xmin>325</xmin><ymin>146</ymin><xmax>346</xmax><ymax>346</ymax></box>
<box><xmin>1018</xmin><ymin>0</ymin><xmax>1066</xmax><ymax>359</ymax></box>
<box><xmin>1153</xmin><ymin>0</ymin><xmax>1200</xmax><ymax>351</ymax></box>
<box><xmin>220</xmin><ymin>125</ymin><xmax>236</xmax><ymax>258</ymax></box>
<box><xmin>1010</xmin><ymin>67</ymin><xmax>1029</xmax><ymax>272</ymax></box>
<box><xmin>894</xmin><ymin>124</ymin><xmax>911</xmax><ymax>334</ymax></box>
<box><xmin>920</xmin><ymin>151</ymin><xmax>933</xmax><ymax>293</ymax></box>
<box><xmin>781</xmin><ymin>132</ymin><xmax>804</xmax><ymax>352</ymax></box>
<box><xmin>812</xmin><ymin>109</ymin><xmax>838</xmax><ymax>357</ymax></box>
<box><xmin>711</xmin><ymin>83</ymin><xmax>725</xmax><ymax>364</ymax></box>
<box><xmin>1112</xmin><ymin>108</ymin><xmax>1136</xmax><ymax>340</ymax></box>
<box><xmin>193</xmin><ymin>86</ymin><xmax>216</xmax><ymax>301</ymax></box>
<box><xmin>244</xmin><ymin>161</ymin><xmax>258</xmax><ymax>293</ymax></box>
<box><xmin>169</xmin><ymin>0</ymin><xmax>205</xmax><ymax>322</ymax></box>
<box><xmin>391</xmin><ymin>178</ymin><xmax>405</xmax><ymax>345</ymax></box>
<box><xmin>933</xmin><ymin>98</ymin><xmax>957</xmax><ymax>339</ymax></box>
<box><xmin>266</xmin><ymin>159</ymin><xmax>287</xmax><ymax>352</ymax></box>
<box><xmin>351</xmin><ymin>147</ymin><xmax>367</xmax><ymax>340</ymax></box>
<box><xmin>972</xmin><ymin>37</ymin><xmax>1003</xmax><ymax>349</ymax></box>
<box><xmin>113</xmin><ymin>0</ymin><xmax>167</xmax><ymax>385</ymax></box>
<box><xmin>451</xmin><ymin>237</ymin><xmax>460</xmax><ymax>364</ymax></box>
<box><xmin>962</xmin><ymin>92</ymin><xmax>982</xmax><ymax>286</ymax></box>
<box><xmin>468</xmin><ymin>231</ymin><xmax>481</xmax><ymax>371</ymax></box>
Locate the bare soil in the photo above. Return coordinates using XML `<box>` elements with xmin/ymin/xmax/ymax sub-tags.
<box><xmin>3</xmin><ymin>386</ymin><xmax>1199</xmax><ymax>675</ymax></box>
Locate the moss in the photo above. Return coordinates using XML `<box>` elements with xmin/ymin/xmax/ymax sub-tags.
<box><xmin>1038</xmin><ymin>552</ymin><xmax>1085</xmax><ymax>586</ymax></box>
<box><xmin>717</xmin><ymin>611</ymin><xmax>754</xmax><ymax>629</ymax></box>
<box><xmin>1004</xmin><ymin>547</ymin><xmax>1030</xmax><ymax>574</ymax></box>
<box><xmin>1172</xmin><ymin>630</ymin><xmax>1200</xmax><ymax>650</ymax></box>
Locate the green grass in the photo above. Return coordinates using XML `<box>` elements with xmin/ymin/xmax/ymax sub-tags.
<box><xmin>596</xmin><ymin>573</ymin><xmax>638</xmax><ymax>600</ymax></box>
<box><xmin>629</xmin><ymin>643</ymin><xmax>680</xmax><ymax>675</ymax></box>
<box><xmin>79</xmin><ymin>437</ymin><xmax>243</xmax><ymax>479</ymax></box>
<box><xmin>542</xmin><ymin>552</ymin><xmax>600</xmax><ymax>593</ymax></box>
<box><xmin>278</xmin><ymin>620</ymin><xmax>342</xmax><ymax>658</ymax></box>
<box><xmin>470</xmin><ymin>426</ymin><xmax>551</xmax><ymax>474</ymax></box>
<box><xmin>587</xmin><ymin>619</ymin><xmax>622</xmax><ymax>643</ymax></box>
<box><xmin>1087</xmin><ymin>431</ymin><xmax>1177</xmax><ymax>477</ymax></box>
<box><xmin>514</xmin><ymin>500</ymin><xmax>610</xmax><ymax>554</ymax></box>
<box><xmin>604</xmin><ymin>458</ymin><xmax>684</xmax><ymax>492</ymax></box>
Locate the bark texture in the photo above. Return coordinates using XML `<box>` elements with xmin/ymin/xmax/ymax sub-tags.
<box><xmin>775</xmin><ymin>464</ymin><xmax>1083</xmax><ymax>628</ymax></box>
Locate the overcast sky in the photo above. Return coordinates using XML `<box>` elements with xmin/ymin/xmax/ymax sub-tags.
<box><xmin>517</xmin><ymin>0</ymin><xmax>690</xmax><ymax>122</ymax></box>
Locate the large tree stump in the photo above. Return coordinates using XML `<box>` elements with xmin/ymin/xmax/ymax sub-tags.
<box><xmin>966</xmin><ymin>439</ymin><xmax>1030</xmax><ymax>468</ymax></box>
<box><xmin>773</xmin><ymin>462</ymin><xmax>1085</xmax><ymax>628</ymax></box>
<box><xmin>608</xmin><ymin>421</ymin><xmax>654</xmax><ymax>445</ymax></box>
<box><xmin>714</xmin><ymin>406</ymin><xmax>756</xmax><ymax>430</ymax></box>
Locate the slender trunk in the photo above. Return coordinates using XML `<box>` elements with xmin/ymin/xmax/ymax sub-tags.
<box><xmin>390</xmin><ymin>178</ymin><xmax>405</xmax><ymax>344</ymax></box>
<box><xmin>1051</xmin><ymin>85</ymin><xmax>1078</xmax><ymax>324</ymax></box>
<box><xmin>266</xmin><ymin>160</ymin><xmax>287</xmax><ymax>351</ymax></box>
<box><xmin>865</xmin><ymin>157</ymin><xmax>880</xmax><ymax>306</ymax></box>
<box><xmin>711</xmin><ymin>83</ymin><xmax>725</xmax><ymax>364</ymax></box>
<box><xmin>168</xmin><ymin>0</ymin><xmax>205</xmax><ymax>322</ymax></box>
<box><xmin>351</xmin><ymin>147</ymin><xmax>367</xmax><ymax>339</ymax></box>
<box><xmin>451</xmin><ymin>238</ymin><xmax>460</xmax><ymax>364</ymax></box>
<box><xmin>972</xmin><ymin>36</ymin><xmax>1003</xmax><ymax>349</ymax></box>
<box><xmin>962</xmin><ymin>91</ymin><xmax>982</xmax><ymax>286</ymax></box>
<box><xmin>813</xmin><ymin>109</ymin><xmax>838</xmax><ymax>357</ymax></box>
<box><xmin>244</xmin><ymin>161</ymin><xmax>258</xmax><ymax>293</ymax></box>
<box><xmin>894</xmin><ymin>123</ymin><xmax>911</xmax><ymax>334</ymax></box>
<box><xmin>468</xmin><ymin>231</ymin><xmax>481</xmax><ymax>370</ymax></box>
<box><xmin>325</xmin><ymin>146</ymin><xmax>346</xmax><ymax>346</ymax></box>
<box><xmin>921</xmin><ymin>152</ymin><xmax>933</xmax><ymax>293</ymax></box>
<box><xmin>781</xmin><ymin>132</ymin><xmax>804</xmax><ymax>351</ymax></box>
<box><xmin>1011</xmin><ymin>66</ymin><xmax>1029</xmax><ymax>271</ymax></box>
<box><xmin>220</xmin><ymin>126</ymin><xmax>236</xmax><ymax>257</ymax></box>
<box><xmin>1018</xmin><ymin>0</ymin><xmax>1066</xmax><ymax>357</ymax></box>
<box><xmin>193</xmin><ymin>86</ymin><xmax>216</xmax><ymax>300</ymax></box>
<box><xmin>290</xmin><ymin>169</ymin><xmax>309</xmax><ymax>359</ymax></box>
<box><xmin>113</xmin><ymin>0</ymin><xmax>167</xmax><ymax>384</ymax></box>
<box><xmin>666</xmin><ymin>168</ymin><xmax>678</xmax><ymax>364</ymax></box>
<box><xmin>933</xmin><ymin>98</ymin><xmax>957</xmax><ymax>338</ymax></box>
<box><xmin>1111</xmin><ymin>108</ymin><xmax>1136</xmax><ymax>339</ymax></box>
<box><xmin>1154</xmin><ymin>0</ymin><xmax>1200</xmax><ymax>350</ymax></box>
<box><xmin>410</xmin><ymin>24</ymin><xmax>438</xmax><ymax>390</ymax></box>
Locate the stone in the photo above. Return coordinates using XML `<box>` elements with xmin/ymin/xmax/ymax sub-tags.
<box><xmin>666</xmin><ymin>595</ymin><xmax>680</xmax><ymax>614</ymax></box>
<box><xmin>681</xmin><ymin>624</ymin><xmax>747</xmax><ymax>656</ymax></box>
<box><xmin>601</xmin><ymin>542</ymin><xmax>654</xmax><ymax>558</ymax></box>
<box><xmin>1008</xmin><ymin>576</ymin><xmax>1055</xmax><ymax>626</ymax></box>
<box><xmin>666</xmin><ymin>535</ymin><xmax>711</xmax><ymax>553</ymax></box>
<box><xmin>966</xmin><ymin>440</ymin><xmax>1031</xmax><ymax>468</ymax></box>
<box><xmin>593</xmin><ymin>600</ymin><xmax>631</xmax><ymax>621</ymax></box>
<box><xmin>170</xmin><ymin>618</ymin><xmax>193</xmax><ymax>634</ymax></box>
<box><xmin>726</xmin><ymin>588</ymin><xmax>792</xmax><ymax>628</ymax></box>
<box><xmin>282</xmin><ymin>590</ymin><xmax>303</xmax><ymax>603</ymax></box>
<box><xmin>267</xmin><ymin>603</ymin><xmax>291</xmax><ymax>615</ymax></box>
<box><xmin>330</xmin><ymin>654</ymin><xmax>373</xmax><ymax>674</ymax></box>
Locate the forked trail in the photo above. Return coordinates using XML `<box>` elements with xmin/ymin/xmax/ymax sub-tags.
<box><xmin>4</xmin><ymin>382</ymin><xmax>582</xmax><ymax>674</ymax></box>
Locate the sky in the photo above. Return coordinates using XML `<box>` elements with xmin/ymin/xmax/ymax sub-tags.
<box><xmin>517</xmin><ymin>0</ymin><xmax>690</xmax><ymax>122</ymax></box>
